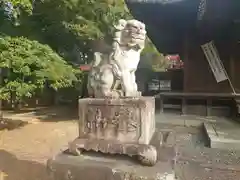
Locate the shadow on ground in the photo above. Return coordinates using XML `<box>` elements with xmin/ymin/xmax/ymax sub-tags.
<box><xmin>3</xmin><ymin>105</ymin><xmax>78</xmax><ymax>123</ymax></box>
<box><xmin>35</xmin><ymin>106</ymin><xmax>78</xmax><ymax>122</ymax></box>
<box><xmin>0</xmin><ymin>119</ymin><xmax>28</xmax><ymax>131</ymax></box>
<box><xmin>0</xmin><ymin>150</ymin><xmax>51</xmax><ymax>180</ymax></box>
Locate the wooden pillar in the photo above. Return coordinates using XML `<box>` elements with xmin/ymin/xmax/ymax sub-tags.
<box><xmin>181</xmin><ymin>98</ymin><xmax>187</xmax><ymax>115</ymax></box>
<box><xmin>0</xmin><ymin>68</ymin><xmax>2</xmax><ymax>121</ymax></box>
<box><xmin>206</xmin><ymin>98</ymin><xmax>212</xmax><ymax>116</ymax></box>
<box><xmin>183</xmin><ymin>33</ymin><xmax>189</xmax><ymax>92</ymax></box>
<box><xmin>159</xmin><ymin>96</ymin><xmax>164</xmax><ymax>113</ymax></box>
<box><xmin>229</xmin><ymin>55</ymin><xmax>235</xmax><ymax>91</ymax></box>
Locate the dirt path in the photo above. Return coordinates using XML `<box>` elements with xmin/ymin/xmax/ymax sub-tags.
<box><xmin>0</xmin><ymin>108</ymin><xmax>78</xmax><ymax>180</ymax></box>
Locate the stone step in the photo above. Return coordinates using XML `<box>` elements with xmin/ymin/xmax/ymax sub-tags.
<box><xmin>204</xmin><ymin>121</ymin><xmax>240</xmax><ymax>150</ymax></box>
<box><xmin>155</xmin><ymin>125</ymin><xmax>208</xmax><ymax>162</ymax></box>
<box><xmin>158</xmin><ymin>125</ymin><xmax>206</xmax><ymax>148</ymax></box>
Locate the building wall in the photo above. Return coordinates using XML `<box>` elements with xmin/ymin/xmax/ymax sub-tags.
<box><xmin>183</xmin><ymin>37</ymin><xmax>235</xmax><ymax>93</ymax></box>
<box><xmin>230</xmin><ymin>43</ymin><xmax>240</xmax><ymax>93</ymax></box>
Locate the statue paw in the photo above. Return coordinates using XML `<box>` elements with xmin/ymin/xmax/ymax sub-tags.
<box><xmin>137</xmin><ymin>145</ymin><xmax>157</xmax><ymax>166</ymax></box>
<box><xmin>136</xmin><ymin>91</ymin><xmax>142</xmax><ymax>97</ymax></box>
<box><xmin>104</xmin><ymin>91</ymin><xmax>122</xmax><ymax>98</ymax></box>
<box><xmin>68</xmin><ymin>142</ymin><xmax>82</xmax><ymax>156</ymax></box>
<box><xmin>125</xmin><ymin>91</ymin><xmax>141</xmax><ymax>97</ymax></box>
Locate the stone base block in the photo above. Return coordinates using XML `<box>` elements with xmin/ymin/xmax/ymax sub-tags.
<box><xmin>71</xmin><ymin>97</ymin><xmax>156</xmax><ymax>166</ymax></box>
<box><xmin>68</xmin><ymin>138</ymin><xmax>157</xmax><ymax>166</ymax></box>
<box><xmin>78</xmin><ymin>97</ymin><xmax>155</xmax><ymax>144</ymax></box>
<box><xmin>68</xmin><ymin>130</ymin><xmax>162</xmax><ymax>167</ymax></box>
<box><xmin>47</xmin><ymin>152</ymin><xmax>175</xmax><ymax>180</ymax></box>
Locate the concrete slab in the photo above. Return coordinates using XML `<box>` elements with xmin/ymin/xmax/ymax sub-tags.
<box><xmin>47</xmin><ymin>152</ymin><xmax>175</xmax><ymax>180</ymax></box>
<box><xmin>204</xmin><ymin>122</ymin><xmax>240</xmax><ymax>150</ymax></box>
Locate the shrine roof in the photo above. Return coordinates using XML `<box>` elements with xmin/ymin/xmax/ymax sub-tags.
<box><xmin>125</xmin><ymin>0</ymin><xmax>240</xmax><ymax>53</ymax></box>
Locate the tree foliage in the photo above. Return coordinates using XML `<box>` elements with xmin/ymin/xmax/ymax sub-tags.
<box><xmin>30</xmin><ymin>0</ymin><xmax>131</xmax><ymax>63</ymax></box>
<box><xmin>0</xmin><ymin>36</ymin><xmax>80</xmax><ymax>102</ymax></box>
<box><xmin>142</xmin><ymin>38</ymin><xmax>169</xmax><ymax>72</ymax></box>
<box><xmin>0</xmin><ymin>0</ymin><xmax>32</xmax><ymax>25</ymax></box>
<box><xmin>0</xmin><ymin>0</ymin><xmax>165</xmax><ymax>105</ymax></box>
<box><xmin>0</xmin><ymin>0</ymin><xmax>132</xmax><ymax>105</ymax></box>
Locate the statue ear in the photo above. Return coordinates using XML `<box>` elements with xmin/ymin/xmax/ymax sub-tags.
<box><xmin>114</xmin><ymin>19</ymin><xmax>127</xmax><ymax>30</ymax></box>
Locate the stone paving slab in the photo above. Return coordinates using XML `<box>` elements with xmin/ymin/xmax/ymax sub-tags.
<box><xmin>47</xmin><ymin>152</ymin><xmax>175</xmax><ymax>180</ymax></box>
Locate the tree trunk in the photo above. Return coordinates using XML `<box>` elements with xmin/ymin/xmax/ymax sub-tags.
<box><xmin>0</xmin><ymin>68</ymin><xmax>3</xmax><ymax>122</ymax></box>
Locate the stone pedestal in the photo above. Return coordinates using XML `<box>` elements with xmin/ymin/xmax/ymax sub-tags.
<box><xmin>68</xmin><ymin>97</ymin><xmax>157</xmax><ymax>166</ymax></box>
<box><xmin>47</xmin><ymin>151</ymin><xmax>175</xmax><ymax>180</ymax></box>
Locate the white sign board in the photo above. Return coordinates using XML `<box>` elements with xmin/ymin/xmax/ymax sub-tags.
<box><xmin>148</xmin><ymin>79</ymin><xmax>160</xmax><ymax>91</ymax></box>
<box><xmin>160</xmin><ymin>80</ymin><xmax>171</xmax><ymax>91</ymax></box>
<box><xmin>201</xmin><ymin>41</ymin><xmax>228</xmax><ymax>83</ymax></box>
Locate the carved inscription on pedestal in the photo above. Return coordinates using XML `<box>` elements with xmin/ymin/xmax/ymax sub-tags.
<box><xmin>83</xmin><ymin>105</ymin><xmax>141</xmax><ymax>142</ymax></box>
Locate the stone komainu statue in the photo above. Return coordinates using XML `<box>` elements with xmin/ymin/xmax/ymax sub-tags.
<box><xmin>87</xmin><ymin>19</ymin><xmax>146</xmax><ymax>98</ymax></box>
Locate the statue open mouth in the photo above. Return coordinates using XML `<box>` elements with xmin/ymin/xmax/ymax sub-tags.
<box><xmin>130</xmin><ymin>30</ymin><xmax>146</xmax><ymax>40</ymax></box>
<box><xmin>132</xmin><ymin>35</ymin><xmax>145</xmax><ymax>40</ymax></box>
<box><xmin>130</xmin><ymin>33</ymin><xmax>145</xmax><ymax>42</ymax></box>
<box><xmin>131</xmin><ymin>35</ymin><xmax>145</xmax><ymax>43</ymax></box>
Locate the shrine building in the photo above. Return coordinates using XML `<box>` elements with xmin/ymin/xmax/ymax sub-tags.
<box><xmin>126</xmin><ymin>0</ymin><xmax>240</xmax><ymax>117</ymax></box>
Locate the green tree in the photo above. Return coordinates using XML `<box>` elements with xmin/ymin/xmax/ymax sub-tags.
<box><xmin>31</xmin><ymin>0</ymin><xmax>131</xmax><ymax>63</ymax></box>
<box><xmin>142</xmin><ymin>38</ymin><xmax>169</xmax><ymax>72</ymax></box>
<box><xmin>0</xmin><ymin>36</ymin><xmax>80</xmax><ymax>106</ymax></box>
<box><xmin>0</xmin><ymin>0</ymin><xmax>32</xmax><ymax>25</ymax></box>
